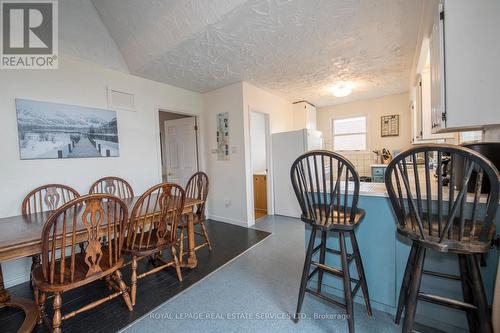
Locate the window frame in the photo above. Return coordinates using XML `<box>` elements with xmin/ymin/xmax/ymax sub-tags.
<box><xmin>331</xmin><ymin>115</ymin><xmax>368</xmax><ymax>152</ymax></box>
<box><xmin>458</xmin><ymin>130</ymin><xmax>484</xmax><ymax>144</ymax></box>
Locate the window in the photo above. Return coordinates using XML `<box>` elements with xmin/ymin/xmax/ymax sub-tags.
<box><xmin>332</xmin><ymin>116</ymin><xmax>367</xmax><ymax>151</ymax></box>
<box><xmin>459</xmin><ymin>131</ymin><xmax>483</xmax><ymax>144</ymax></box>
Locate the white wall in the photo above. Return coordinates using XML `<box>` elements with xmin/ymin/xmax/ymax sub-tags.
<box><xmin>203</xmin><ymin>82</ymin><xmax>292</xmax><ymax>226</ymax></box>
<box><xmin>242</xmin><ymin>82</ymin><xmax>293</xmax><ymax>223</ymax></box>
<box><xmin>203</xmin><ymin>83</ymin><xmax>248</xmax><ymax>226</ymax></box>
<box><xmin>0</xmin><ymin>56</ymin><xmax>203</xmax><ymax>287</ymax></box>
<box><xmin>317</xmin><ymin>92</ymin><xmax>412</xmax><ymax>153</ymax></box>
<box><xmin>250</xmin><ymin>112</ymin><xmax>267</xmax><ymax>173</ymax></box>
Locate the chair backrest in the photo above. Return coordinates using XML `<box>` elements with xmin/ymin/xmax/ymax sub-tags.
<box><xmin>22</xmin><ymin>184</ymin><xmax>80</xmax><ymax>215</ymax></box>
<box><xmin>290</xmin><ymin>150</ymin><xmax>361</xmax><ymax>226</ymax></box>
<box><xmin>385</xmin><ymin>144</ymin><xmax>500</xmax><ymax>245</ymax></box>
<box><xmin>125</xmin><ymin>183</ymin><xmax>185</xmax><ymax>252</ymax></box>
<box><xmin>89</xmin><ymin>176</ymin><xmax>134</xmax><ymax>199</ymax></box>
<box><xmin>40</xmin><ymin>194</ymin><xmax>128</xmax><ymax>284</ymax></box>
<box><xmin>185</xmin><ymin>172</ymin><xmax>209</xmax><ymax>216</ymax></box>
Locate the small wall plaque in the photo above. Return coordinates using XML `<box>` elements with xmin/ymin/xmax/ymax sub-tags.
<box><xmin>381</xmin><ymin>114</ymin><xmax>399</xmax><ymax>137</ymax></box>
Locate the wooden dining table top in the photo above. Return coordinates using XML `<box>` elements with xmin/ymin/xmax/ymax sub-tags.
<box><xmin>0</xmin><ymin>196</ymin><xmax>203</xmax><ymax>262</ymax></box>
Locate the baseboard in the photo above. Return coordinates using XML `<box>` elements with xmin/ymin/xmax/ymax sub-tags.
<box><xmin>206</xmin><ymin>214</ymin><xmax>248</xmax><ymax>227</ymax></box>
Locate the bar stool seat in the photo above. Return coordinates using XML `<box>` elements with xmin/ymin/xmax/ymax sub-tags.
<box><xmin>308</xmin><ymin>206</ymin><xmax>365</xmax><ymax>230</ymax></box>
<box><xmin>397</xmin><ymin>217</ymin><xmax>494</xmax><ymax>254</ymax></box>
<box><xmin>291</xmin><ymin>150</ymin><xmax>372</xmax><ymax>333</ymax></box>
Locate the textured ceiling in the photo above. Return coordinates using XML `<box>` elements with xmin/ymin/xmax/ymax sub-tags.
<box><xmin>93</xmin><ymin>0</ymin><xmax>422</xmax><ymax>106</ymax></box>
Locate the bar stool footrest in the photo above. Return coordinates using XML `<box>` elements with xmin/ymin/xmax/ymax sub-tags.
<box><xmin>418</xmin><ymin>292</ymin><xmax>477</xmax><ymax>311</ymax></box>
<box><xmin>305</xmin><ymin>287</ymin><xmax>346</xmax><ymax>310</ymax></box>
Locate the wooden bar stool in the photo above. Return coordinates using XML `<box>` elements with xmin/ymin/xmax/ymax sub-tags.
<box><xmin>291</xmin><ymin>150</ymin><xmax>372</xmax><ymax>333</ymax></box>
<box><xmin>385</xmin><ymin>144</ymin><xmax>500</xmax><ymax>333</ymax></box>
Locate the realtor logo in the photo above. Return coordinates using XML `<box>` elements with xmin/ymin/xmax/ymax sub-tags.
<box><xmin>1</xmin><ymin>0</ymin><xmax>58</xmax><ymax>69</ymax></box>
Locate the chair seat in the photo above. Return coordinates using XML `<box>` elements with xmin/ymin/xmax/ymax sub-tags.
<box><xmin>178</xmin><ymin>214</ymin><xmax>205</xmax><ymax>228</ymax></box>
<box><xmin>123</xmin><ymin>229</ymin><xmax>175</xmax><ymax>256</ymax></box>
<box><xmin>302</xmin><ymin>205</ymin><xmax>365</xmax><ymax>231</ymax></box>
<box><xmin>32</xmin><ymin>249</ymin><xmax>122</xmax><ymax>292</ymax></box>
<box><xmin>397</xmin><ymin>217</ymin><xmax>495</xmax><ymax>253</ymax></box>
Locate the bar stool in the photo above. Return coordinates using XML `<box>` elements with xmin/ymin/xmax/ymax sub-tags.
<box><xmin>291</xmin><ymin>150</ymin><xmax>372</xmax><ymax>333</ymax></box>
<box><xmin>385</xmin><ymin>144</ymin><xmax>500</xmax><ymax>333</ymax></box>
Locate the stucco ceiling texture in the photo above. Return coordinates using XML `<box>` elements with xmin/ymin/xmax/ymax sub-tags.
<box><xmin>93</xmin><ymin>0</ymin><xmax>422</xmax><ymax>106</ymax></box>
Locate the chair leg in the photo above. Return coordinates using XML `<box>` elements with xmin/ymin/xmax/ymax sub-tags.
<box><xmin>34</xmin><ymin>288</ymin><xmax>45</xmax><ymax>325</ymax></box>
<box><xmin>113</xmin><ymin>270</ymin><xmax>133</xmax><ymax>311</ymax></box>
<box><xmin>317</xmin><ymin>230</ymin><xmax>327</xmax><ymax>292</ymax></box>
<box><xmin>131</xmin><ymin>256</ymin><xmax>138</xmax><ymax>306</ymax></box>
<box><xmin>179</xmin><ymin>229</ymin><xmax>184</xmax><ymax>262</ymax></box>
<box><xmin>395</xmin><ymin>242</ymin><xmax>418</xmax><ymax>324</ymax></box>
<box><xmin>172</xmin><ymin>246</ymin><xmax>183</xmax><ymax>282</ymax></box>
<box><xmin>30</xmin><ymin>255</ymin><xmax>40</xmax><ymax>290</ymax></box>
<box><xmin>458</xmin><ymin>254</ymin><xmax>477</xmax><ymax>332</ymax></box>
<box><xmin>340</xmin><ymin>231</ymin><xmax>354</xmax><ymax>333</ymax></box>
<box><xmin>350</xmin><ymin>231</ymin><xmax>372</xmax><ymax>317</ymax></box>
<box><xmin>402</xmin><ymin>245</ymin><xmax>426</xmax><ymax>333</ymax></box>
<box><xmin>52</xmin><ymin>292</ymin><xmax>62</xmax><ymax>333</ymax></box>
<box><xmin>294</xmin><ymin>226</ymin><xmax>317</xmax><ymax>323</ymax></box>
<box><xmin>468</xmin><ymin>254</ymin><xmax>493</xmax><ymax>333</ymax></box>
<box><xmin>200</xmin><ymin>221</ymin><xmax>213</xmax><ymax>251</ymax></box>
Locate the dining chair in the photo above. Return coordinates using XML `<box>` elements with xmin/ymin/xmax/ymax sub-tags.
<box><xmin>385</xmin><ymin>144</ymin><xmax>500</xmax><ymax>333</ymax></box>
<box><xmin>178</xmin><ymin>172</ymin><xmax>211</xmax><ymax>260</ymax></box>
<box><xmin>122</xmin><ymin>182</ymin><xmax>185</xmax><ymax>306</ymax></box>
<box><xmin>291</xmin><ymin>150</ymin><xmax>371</xmax><ymax>333</ymax></box>
<box><xmin>31</xmin><ymin>194</ymin><xmax>133</xmax><ymax>333</ymax></box>
<box><xmin>89</xmin><ymin>176</ymin><xmax>134</xmax><ymax>199</ymax></box>
<box><xmin>22</xmin><ymin>184</ymin><xmax>81</xmax><ymax>287</ymax></box>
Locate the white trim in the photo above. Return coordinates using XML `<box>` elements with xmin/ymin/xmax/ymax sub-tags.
<box><xmin>205</xmin><ymin>214</ymin><xmax>250</xmax><ymax>228</ymax></box>
<box><xmin>154</xmin><ymin>105</ymin><xmax>202</xmax><ymax>184</ymax></box>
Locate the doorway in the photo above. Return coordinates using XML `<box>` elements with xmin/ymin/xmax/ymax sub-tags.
<box><xmin>249</xmin><ymin>111</ymin><xmax>271</xmax><ymax>222</ymax></box>
<box><xmin>158</xmin><ymin>110</ymin><xmax>199</xmax><ymax>186</ymax></box>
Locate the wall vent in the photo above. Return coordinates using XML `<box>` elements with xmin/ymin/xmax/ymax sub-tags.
<box><xmin>107</xmin><ymin>87</ymin><xmax>135</xmax><ymax>111</ymax></box>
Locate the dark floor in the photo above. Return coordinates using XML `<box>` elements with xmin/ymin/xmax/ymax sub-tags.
<box><xmin>0</xmin><ymin>220</ymin><xmax>270</xmax><ymax>333</ymax></box>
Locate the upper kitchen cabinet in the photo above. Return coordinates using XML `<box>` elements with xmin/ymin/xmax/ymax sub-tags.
<box><xmin>429</xmin><ymin>0</ymin><xmax>500</xmax><ymax>132</ymax></box>
<box><xmin>292</xmin><ymin>101</ymin><xmax>317</xmax><ymax>130</ymax></box>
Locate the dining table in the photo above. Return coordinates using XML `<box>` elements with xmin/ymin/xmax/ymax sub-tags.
<box><xmin>0</xmin><ymin>195</ymin><xmax>204</xmax><ymax>332</ymax></box>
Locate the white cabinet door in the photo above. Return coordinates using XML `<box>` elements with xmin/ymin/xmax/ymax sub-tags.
<box><xmin>430</xmin><ymin>0</ymin><xmax>500</xmax><ymax>131</ymax></box>
<box><xmin>429</xmin><ymin>2</ymin><xmax>446</xmax><ymax>132</ymax></box>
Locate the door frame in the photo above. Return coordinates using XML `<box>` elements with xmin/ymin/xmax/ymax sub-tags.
<box><xmin>154</xmin><ymin>106</ymin><xmax>202</xmax><ymax>185</ymax></box>
<box><xmin>247</xmin><ymin>108</ymin><xmax>273</xmax><ymax>224</ymax></box>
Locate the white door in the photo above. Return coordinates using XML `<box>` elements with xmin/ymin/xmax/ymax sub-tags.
<box><xmin>164</xmin><ymin>117</ymin><xmax>198</xmax><ymax>186</ymax></box>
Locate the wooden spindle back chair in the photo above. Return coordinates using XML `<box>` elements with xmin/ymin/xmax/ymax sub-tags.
<box><xmin>89</xmin><ymin>176</ymin><xmax>134</xmax><ymax>199</ymax></box>
<box><xmin>22</xmin><ymin>184</ymin><xmax>80</xmax><ymax>215</ymax></box>
<box><xmin>122</xmin><ymin>182</ymin><xmax>185</xmax><ymax>306</ymax></box>
<box><xmin>385</xmin><ymin>144</ymin><xmax>499</xmax><ymax>252</ymax></box>
<box><xmin>290</xmin><ymin>150</ymin><xmax>363</xmax><ymax>229</ymax></box>
<box><xmin>178</xmin><ymin>172</ymin><xmax>212</xmax><ymax>257</ymax></box>
<box><xmin>32</xmin><ymin>194</ymin><xmax>132</xmax><ymax>333</ymax></box>
<box><xmin>385</xmin><ymin>144</ymin><xmax>500</xmax><ymax>333</ymax></box>
<box><xmin>185</xmin><ymin>172</ymin><xmax>209</xmax><ymax>217</ymax></box>
<box><xmin>290</xmin><ymin>151</ymin><xmax>371</xmax><ymax>333</ymax></box>
<box><xmin>22</xmin><ymin>184</ymin><xmax>80</xmax><ymax>287</ymax></box>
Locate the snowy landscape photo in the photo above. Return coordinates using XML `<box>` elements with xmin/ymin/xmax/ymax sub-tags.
<box><xmin>16</xmin><ymin>99</ymin><xmax>120</xmax><ymax>160</ymax></box>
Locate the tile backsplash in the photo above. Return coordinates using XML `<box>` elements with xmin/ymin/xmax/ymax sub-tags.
<box><xmin>338</xmin><ymin>152</ymin><xmax>378</xmax><ymax>177</ymax></box>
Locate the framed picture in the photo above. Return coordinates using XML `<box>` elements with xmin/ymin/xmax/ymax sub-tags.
<box><xmin>16</xmin><ymin>99</ymin><xmax>120</xmax><ymax>160</ymax></box>
<box><xmin>216</xmin><ymin>112</ymin><xmax>229</xmax><ymax>160</ymax></box>
<box><xmin>381</xmin><ymin>114</ymin><xmax>399</xmax><ymax>137</ymax></box>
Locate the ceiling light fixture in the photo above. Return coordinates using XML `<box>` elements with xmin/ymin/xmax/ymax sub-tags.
<box><xmin>329</xmin><ymin>82</ymin><xmax>353</xmax><ymax>97</ymax></box>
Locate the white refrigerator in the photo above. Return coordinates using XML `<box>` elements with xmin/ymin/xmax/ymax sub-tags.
<box><xmin>272</xmin><ymin>129</ymin><xmax>324</xmax><ymax>218</ymax></box>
